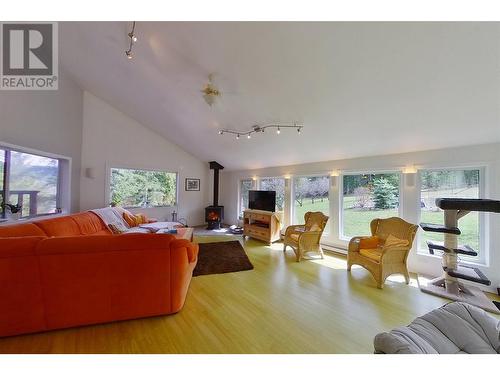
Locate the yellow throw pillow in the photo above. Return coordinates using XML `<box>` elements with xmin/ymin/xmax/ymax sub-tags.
<box><xmin>359</xmin><ymin>236</ymin><xmax>380</xmax><ymax>249</ymax></box>
<box><xmin>135</xmin><ymin>213</ymin><xmax>148</xmax><ymax>225</ymax></box>
<box><xmin>384</xmin><ymin>234</ymin><xmax>409</xmax><ymax>249</ymax></box>
<box><xmin>123</xmin><ymin>212</ymin><xmax>138</xmax><ymax>227</ymax></box>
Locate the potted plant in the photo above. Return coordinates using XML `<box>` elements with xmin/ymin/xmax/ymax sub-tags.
<box><xmin>1</xmin><ymin>202</ymin><xmax>23</xmax><ymax>220</ymax></box>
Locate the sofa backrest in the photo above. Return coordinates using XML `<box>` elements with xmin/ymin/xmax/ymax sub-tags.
<box><xmin>72</xmin><ymin>212</ymin><xmax>110</xmax><ymax>235</ymax></box>
<box><xmin>0</xmin><ymin>223</ymin><xmax>46</xmax><ymax>238</ymax></box>
<box><xmin>0</xmin><ymin>212</ymin><xmax>110</xmax><ymax>238</ymax></box>
<box><xmin>33</xmin><ymin>216</ymin><xmax>82</xmax><ymax>237</ymax></box>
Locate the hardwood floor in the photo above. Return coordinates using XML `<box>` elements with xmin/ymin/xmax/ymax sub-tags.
<box><xmin>0</xmin><ymin>235</ymin><xmax>494</xmax><ymax>354</ymax></box>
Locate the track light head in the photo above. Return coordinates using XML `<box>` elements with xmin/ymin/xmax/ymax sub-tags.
<box><xmin>276</xmin><ymin>127</ymin><xmax>281</xmax><ymax>134</ymax></box>
<box><xmin>236</xmin><ymin>134</ymin><xmax>240</xmax><ymax>140</ymax></box>
<box><xmin>125</xmin><ymin>22</ymin><xmax>137</xmax><ymax>59</ymax></box>
<box><xmin>297</xmin><ymin>127</ymin><xmax>301</xmax><ymax>134</ymax></box>
<box><xmin>247</xmin><ymin>134</ymin><xmax>251</xmax><ymax>139</ymax></box>
<box><xmin>218</xmin><ymin>130</ymin><xmax>223</xmax><ymax>135</ymax></box>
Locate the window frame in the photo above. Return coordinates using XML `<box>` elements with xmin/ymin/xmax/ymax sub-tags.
<box><xmin>339</xmin><ymin>170</ymin><xmax>403</xmax><ymax>241</ymax></box>
<box><xmin>107</xmin><ymin>165</ymin><xmax>179</xmax><ymax>209</ymax></box>
<box><xmin>238</xmin><ymin>177</ymin><xmax>254</xmax><ymax>219</ymax></box>
<box><xmin>417</xmin><ymin>166</ymin><xmax>487</xmax><ymax>265</ymax></box>
<box><xmin>0</xmin><ymin>143</ymin><xmax>65</xmax><ymax>219</ymax></box>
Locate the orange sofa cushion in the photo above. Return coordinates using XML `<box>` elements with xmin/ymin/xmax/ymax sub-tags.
<box><xmin>0</xmin><ymin>223</ymin><xmax>46</xmax><ymax>238</ymax></box>
<box><xmin>71</xmin><ymin>212</ymin><xmax>110</xmax><ymax>235</ymax></box>
<box><xmin>0</xmin><ymin>212</ymin><xmax>109</xmax><ymax>239</ymax></box>
<box><xmin>34</xmin><ymin>216</ymin><xmax>81</xmax><ymax>237</ymax></box>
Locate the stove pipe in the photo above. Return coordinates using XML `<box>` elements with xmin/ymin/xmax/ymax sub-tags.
<box><xmin>209</xmin><ymin>161</ymin><xmax>224</xmax><ymax>206</ymax></box>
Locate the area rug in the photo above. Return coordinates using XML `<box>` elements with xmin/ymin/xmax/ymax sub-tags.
<box><xmin>193</xmin><ymin>240</ymin><xmax>254</xmax><ymax>276</ymax></box>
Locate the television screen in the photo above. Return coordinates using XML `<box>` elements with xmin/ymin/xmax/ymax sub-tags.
<box><xmin>248</xmin><ymin>190</ymin><xmax>276</xmax><ymax>212</ymax></box>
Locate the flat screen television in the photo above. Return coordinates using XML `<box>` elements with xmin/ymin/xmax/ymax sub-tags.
<box><xmin>248</xmin><ymin>190</ymin><xmax>276</xmax><ymax>212</ymax></box>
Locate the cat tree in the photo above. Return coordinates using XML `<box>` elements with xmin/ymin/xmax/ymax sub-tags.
<box><xmin>419</xmin><ymin>198</ymin><xmax>500</xmax><ymax>313</ymax></box>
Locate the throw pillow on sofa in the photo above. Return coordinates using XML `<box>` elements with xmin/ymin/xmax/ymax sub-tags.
<box><xmin>122</xmin><ymin>212</ymin><xmax>149</xmax><ymax>227</ymax></box>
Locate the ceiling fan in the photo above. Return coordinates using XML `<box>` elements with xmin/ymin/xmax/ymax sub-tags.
<box><xmin>201</xmin><ymin>73</ymin><xmax>221</xmax><ymax>106</ymax></box>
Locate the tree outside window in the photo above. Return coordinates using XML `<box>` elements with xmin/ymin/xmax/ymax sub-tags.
<box><xmin>110</xmin><ymin>168</ymin><xmax>177</xmax><ymax>207</ymax></box>
<box><xmin>342</xmin><ymin>173</ymin><xmax>400</xmax><ymax>238</ymax></box>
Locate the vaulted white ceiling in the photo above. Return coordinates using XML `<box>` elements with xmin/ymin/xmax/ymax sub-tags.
<box><xmin>60</xmin><ymin>22</ymin><xmax>500</xmax><ymax>171</ymax></box>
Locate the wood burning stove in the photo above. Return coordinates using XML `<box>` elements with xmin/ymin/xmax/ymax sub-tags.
<box><xmin>205</xmin><ymin>205</ymin><xmax>224</xmax><ymax>229</ymax></box>
<box><xmin>205</xmin><ymin>161</ymin><xmax>224</xmax><ymax>229</ymax></box>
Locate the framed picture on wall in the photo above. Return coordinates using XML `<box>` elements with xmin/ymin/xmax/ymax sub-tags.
<box><xmin>185</xmin><ymin>178</ymin><xmax>200</xmax><ymax>191</ymax></box>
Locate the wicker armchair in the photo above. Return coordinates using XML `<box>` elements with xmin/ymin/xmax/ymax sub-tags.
<box><xmin>283</xmin><ymin>211</ymin><xmax>329</xmax><ymax>262</ymax></box>
<box><xmin>347</xmin><ymin>217</ymin><xmax>418</xmax><ymax>289</ymax></box>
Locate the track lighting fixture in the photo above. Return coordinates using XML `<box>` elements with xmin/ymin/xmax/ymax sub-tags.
<box><xmin>217</xmin><ymin>122</ymin><xmax>303</xmax><ymax>139</ymax></box>
<box><xmin>125</xmin><ymin>21</ymin><xmax>137</xmax><ymax>60</ymax></box>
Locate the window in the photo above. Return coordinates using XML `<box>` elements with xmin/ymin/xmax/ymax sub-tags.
<box><xmin>342</xmin><ymin>173</ymin><xmax>400</xmax><ymax>238</ymax></box>
<box><xmin>260</xmin><ymin>177</ymin><xmax>285</xmax><ymax>212</ymax></box>
<box><xmin>293</xmin><ymin>175</ymin><xmax>330</xmax><ymax>232</ymax></box>
<box><xmin>110</xmin><ymin>168</ymin><xmax>177</xmax><ymax>208</ymax></box>
<box><xmin>239</xmin><ymin>179</ymin><xmax>253</xmax><ymax>219</ymax></box>
<box><xmin>419</xmin><ymin>169</ymin><xmax>481</xmax><ymax>257</ymax></box>
<box><xmin>1</xmin><ymin>147</ymin><xmax>61</xmax><ymax>219</ymax></box>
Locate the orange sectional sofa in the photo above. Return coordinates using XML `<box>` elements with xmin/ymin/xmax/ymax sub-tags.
<box><xmin>0</xmin><ymin>212</ymin><xmax>198</xmax><ymax>337</ymax></box>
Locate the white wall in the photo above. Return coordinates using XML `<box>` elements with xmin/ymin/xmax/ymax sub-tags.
<box><xmin>0</xmin><ymin>70</ymin><xmax>83</xmax><ymax>213</ymax></box>
<box><xmin>80</xmin><ymin>92</ymin><xmax>209</xmax><ymax>226</ymax></box>
<box><xmin>220</xmin><ymin>143</ymin><xmax>500</xmax><ymax>292</ymax></box>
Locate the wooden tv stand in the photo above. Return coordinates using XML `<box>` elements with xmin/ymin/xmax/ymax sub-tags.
<box><xmin>243</xmin><ymin>209</ymin><xmax>282</xmax><ymax>244</ymax></box>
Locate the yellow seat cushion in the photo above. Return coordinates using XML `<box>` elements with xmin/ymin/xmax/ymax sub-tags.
<box><xmin>289</xmin><ymin>233</ymin><xmax>300</xmax><ymax>242</ymax></box>
<box><xmin>359</xmin><ymin>248</ymin><xmax>383</xmax><ymax>262</ymax></box>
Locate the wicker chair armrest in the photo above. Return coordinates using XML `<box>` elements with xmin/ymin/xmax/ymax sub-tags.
<box><xmin>285</xmin><ymin>225</ymin><xmax>305</xmax><ymax>236</ymax></box>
